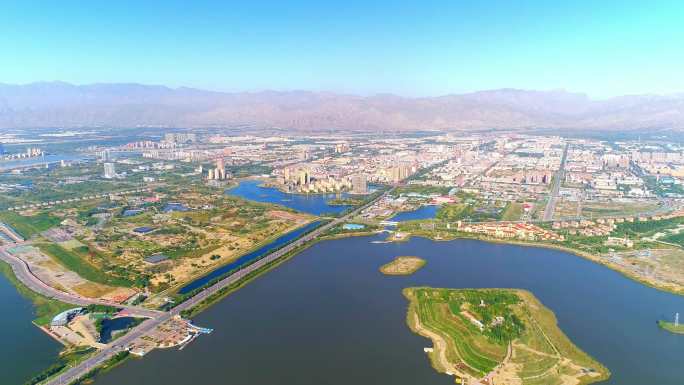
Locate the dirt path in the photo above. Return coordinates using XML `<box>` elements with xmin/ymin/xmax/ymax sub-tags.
<box><xmin>408</xmin><ymin>309</ymin><xmax>487</xmax><ymax>384</ymax></box>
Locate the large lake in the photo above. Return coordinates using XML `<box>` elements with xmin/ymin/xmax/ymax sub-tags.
<box><xmin>93</xmin><ymin>234</ymin><xmax>684</xmax><ymax>385</ymax></box>
<box><xmin>0</xmin><ymin>269</ymin><xmax>63</xmax><ymax>385</ymax></box>
<box><xmin>226</xmin><ymin>179</ymin><xmax>352</xmax><ymax>215</ymax></box>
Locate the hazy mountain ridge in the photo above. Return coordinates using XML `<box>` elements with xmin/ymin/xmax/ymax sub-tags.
<box><xmin>0</xmin><ymin>82</ymin><xmax>682</xmax><ymax>131</ymax></box>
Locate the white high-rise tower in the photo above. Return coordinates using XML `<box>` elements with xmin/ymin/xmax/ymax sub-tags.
<box><xmin>103</xmin><ymin>163</ymin><xmax>116</xmax><ymax>179</ymax></box>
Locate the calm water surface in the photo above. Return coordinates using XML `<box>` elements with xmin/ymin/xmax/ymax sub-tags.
<box><xmin>227</xmin><ymin>180</ymin><xmax>351</xmax><ymax>215</ymax></box>
<box><xmin>95</xmin><ymin>235</ymin><xmax>684</xmax><ymax>385</ymax></box>
<box><xmin>99</xmin><ymin>317</ymin><xmax>141</xmax><ymax>343</ymax></box>
<box><xmin>390</xmin><ymin>205</ymin><xmax>439</xmax><ymax>221</ymax></box>
<box><xmin>0</xmin><ymin>154</ymin><xmax>83</xmax><ymax>171</ymax></box>
<box><xmin>179</xmin><ymin>221</ymin><xmax>322</xmax><ymax>294</ymax></box>
<box><xmin>0</xmin><ymin>269</ymin><xmax>63</xmax><ymax>385</ymax></box>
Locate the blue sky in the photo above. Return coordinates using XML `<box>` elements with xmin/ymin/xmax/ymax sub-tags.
<box><xmin>1</xmin><ymin>1</ymin><xmax>683</xmax><ymax>98</ymax></box>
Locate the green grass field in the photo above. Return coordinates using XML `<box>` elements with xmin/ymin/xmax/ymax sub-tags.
<box><xmin>0</xmin><ymin>211</ymin><xmax>61</xmax><ymax>239</ymax></box>
<box><xmin>404</xmin><ymin>287</ymin><xmax>609</xmax><ymax>385</ymax></box>
<box><xmin>37</xmin><ymin>243</ymin><xmax>133</xmax><ymax>287</ymax></box>
<box><xmin>501</xmin><ymin>202</ymin><xmax>523</xmax><ymax>221</ymax></box>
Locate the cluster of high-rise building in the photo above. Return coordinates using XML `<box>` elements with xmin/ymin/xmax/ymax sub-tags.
<box><xmin>386</xmin><ymin>165</ymin><xmax>413</xmax><ymax>183</ymax></box>
<box><xmin>164</xmin><ymin>133</ymin><xmax>197</xmax><ymax>144</ymax></box>
<box><xmin>275</xmin><ymin>164</ymin><xmax>369</xmax><ymax>194</ymax></box>
<box><xmin>277</xmin><ymin>166</ymin><xmax>351</xmax><ymax>193</ymax></box>
<box><xmin>206</xmin><ymin>158</ymin><xmax>230</xmax><ymax>180</ymax></box>
<box><xmin>1</xmin><ymin>147</ymin><xmax>44</xmax><ymax>161</ymax></box>
<box><xmin>122</xmin><ymin>140</ymin><xmax>173</xmax><ymax>149</ymax></box>
<box><xmin>350</xmin><ymin>174</ymin><xmax>368</xmax><ymax>194</ymax></box>
<box><xmin>334</xmin><ymin>143</ymin><xmax>350</xmax><ymax>153</ymax></box>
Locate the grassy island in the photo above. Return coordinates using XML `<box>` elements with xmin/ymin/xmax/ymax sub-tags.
<box><xmin>380</xmin><ymin>256</ymin><xmax>426</xmax><ymax>275</ymax></box>
<box><xmin>326</xmin><ymin>197</ymin><xmax>364</xmax><ymax>206</ymax></box>
<box><xmin>658</xmin><ymin>320</ymin><xmax>684</xmax><ymax>334</ymax></box>
<box><xmin>404</xmin><ymin>287</ymin><xmax>609</xmax><ymax>385</ymax></box>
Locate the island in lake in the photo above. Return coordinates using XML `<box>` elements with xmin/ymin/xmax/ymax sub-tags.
<box><xmin>380</xmin><ymin>256</ymin><xmax>426</xmax><ymax>275</ymax></box>
<box><xmin>658</xmin><ymin>318</ymin><xmax>684</xmax><ymax>334</ymax></box>
<box><xmin>404</xmin><ymin>287</ymin><xmax>610</xmax><ymax>385</ymax></box>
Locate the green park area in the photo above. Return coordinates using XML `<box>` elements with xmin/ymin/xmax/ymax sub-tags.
<box><xmin>0</xmin><ymin>211</ymin><xmax>61</xmax><ymax>239</ymax></box>
<box><xmin>0</xmin><ymin>163</ymin><xmax>143</xmax><ymax>212</ymax></box>
<box><xmin>404</xmin><ymin>287</ymin><xmax>609</xmax><ymax>385</ymax></box>
<box><xmin>500</xmin><ymin>202</ymin><xmax>524</xmax><ymax>221</ymax></box>
<box><xmin>1</xmin><ymin>169</ymin><xmax>314</xmax><ymax>295</ymax></box>
<box><xmin>435</xmin><ymin>198</ymin><xmax>508</xmax><ymax>223</ymax></box>
<box><xmin>37</xmin><ymin>242</ymin><xmax>134</xmax><ymax>287</ymax></box>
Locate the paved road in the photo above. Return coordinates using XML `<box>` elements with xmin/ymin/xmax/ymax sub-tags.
<box><xmin>0</xmin><ymin>243</ymin><xmax>163</xmax><ymax>319</ymax></box>
<box><xmin>43</xmin><ymin>188</ymin><xmax>392</xmax><ymax>385</ymax></box>
<box><xmin>50</xmin><ymin>315</ymin><xmax>171</xmax><ymax>385</ymax></box>
<box><xmin>542</xmin><ymin>143</ymin><xmax>569</xmax><ymax>222</ymax></box>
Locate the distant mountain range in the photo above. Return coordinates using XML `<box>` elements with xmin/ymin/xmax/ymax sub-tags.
<box><xmin>0</xmin><ymin>82</ymin><xmax>683</xmax><ymax>132</ymax></box>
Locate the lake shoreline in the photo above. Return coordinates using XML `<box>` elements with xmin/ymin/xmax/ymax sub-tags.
<box><xmin>390</xmin><ymin>230</ymin><xmax>684</xmax><ymax>298</ymax></box>
<box><xmin>403</xmin><ymin>287</ymin><xmax>610</xmax><ymax>384</ymax></box>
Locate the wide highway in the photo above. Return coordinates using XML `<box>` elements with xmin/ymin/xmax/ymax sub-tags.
<box><xmin>542</xmin><ymin>143</ymin><xmax>569</xmax><ymax>222</ymax></box>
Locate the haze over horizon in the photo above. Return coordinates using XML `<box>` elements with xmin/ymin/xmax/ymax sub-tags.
<box><xmin>3</xmin><ymin>80</ymin><xmax>684</xmax><ymax>101</ymax></box>
<box><xmin>2</xmin><ymin>81</ymin><xmax>683</xmax><ymax>131</ymax></box>
<box><xmin>2</xmin><ymin>1</ymin><xmax>683</xmax><ymax>98</ymax></box>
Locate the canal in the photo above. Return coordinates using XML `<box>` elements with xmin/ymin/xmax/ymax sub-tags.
<box><xmin>178</xmin><ymin>220</ymin><xmax>322</xmax><ymax>294</ymax></box>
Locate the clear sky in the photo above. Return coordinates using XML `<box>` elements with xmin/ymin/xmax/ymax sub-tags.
<box><xmin>1</xmin><ymin>0</ymin><xmax>683</xmax><ymax>98</ymax></box>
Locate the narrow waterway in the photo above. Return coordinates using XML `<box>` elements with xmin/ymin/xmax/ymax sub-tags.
<box><xmin>95</xmin><ymin>234</ymin><xmax>684</xmax><ymax>385</ymax></box>
<box><xmin>178</xmin><ymin>220</ymin><xmax>322</xmax><ymax>294</ymax></box>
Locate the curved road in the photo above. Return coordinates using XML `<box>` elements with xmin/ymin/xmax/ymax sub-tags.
<box><xmin>0</xmin><ymin>243</ymin><xmax>164</xmax><ymax>319</ymax></box>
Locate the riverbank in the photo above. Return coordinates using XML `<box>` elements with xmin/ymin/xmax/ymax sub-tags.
<box><xmin>226</xmin><ymin>179</ymin><xmax>353</xmax><ymax>216</ymax></box>
<box><xmin>179</xmin><ymin>235</ymin><xmax>320</xmax><ymax>319</ymax></box>
<box><xmin>157</xmin><ymin>218</ymin><xmax>317</xmax><ymax>298</ymax></box>
<box><xmin>327</xmin><ymin>197</ymin><xmax>364</xmax><ymax>206</ymax></box>
<box><xmin>0</xmin><ymin>260</ymin><xmax>72</xmax><ymax>326</ymax></box>
<box><xmin>393</xmin><ymin>229</ymin><xmax>684</xmax><ymax>297</ymax></box>
<box><xmin>70</xmin><ymin>351</ymin><xmax>131</xmax><ymax>385</ymax></box>
<box><xmin>0</xmin><ymin>260</ymin><xmax>96</xmax><ymax>385</ymax></box>
<box><xmin>178</xmin><ymin>227</ymin><xmax>386</xmax><ymax>317</ymax></box>
<box><xmin>75</xmin><ymin>227</ymin><xmax>684</xmax><ymax>385</ymax></box>
<box><xmin>260</xmin><ymin>180</ymin><xmax>351</xmax><ymax>197</ymax></box>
